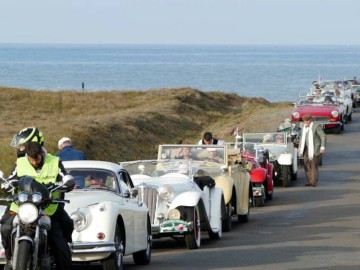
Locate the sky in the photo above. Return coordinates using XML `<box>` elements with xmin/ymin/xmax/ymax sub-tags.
<box><xmin>0</xmin><ymin>0</ymin><xmax>359</xmax><ymax>45</ymax></box>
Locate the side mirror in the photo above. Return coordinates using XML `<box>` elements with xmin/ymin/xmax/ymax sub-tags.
<box><xmin>63</xmin><ymin>174</ymin><xmax>75</xmax><ymax>191</ymax></box>
<box><xmin>129</xmin><ymin>188</ymin><xmax>138</xmax><ymax>198</ymax></box>
<box><xmin>221</xmin><ymin>165</ymin><xmax>228</xmax><ymax>173</ymax></box>
<box><xmin>63</xmin><ymin>174</ymin><xmax>74</xmax><ymax>183</ymax></box>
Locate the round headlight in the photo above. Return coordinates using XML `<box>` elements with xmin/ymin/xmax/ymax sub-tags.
<box><xmin>168</xmin><ymin>209</ymin><xmax>180</xmax><ymax>220</ymax></box>
<box><xmin>32</xmin><ymin>192</ymin><xmax>43</xmax><ymax>204</ymax></box>
<box><xmin>18</xmin><ymin>203</ymin><xmax>38</xmax><ymax>224</ymax></box>
<box><xmin>331</xmin><ymin>111</ymin><xmax>339</xmax><ymax>117</ymax></box>
<box><xmin>71</xmin><ymin>211</ymin><xmax>87</xmax><ymax>232</ymax></box>
<box><xmin>18</xmin><ymin>192</ymin><xmax>28</xmax><ymax>203</ymax></box>
<box><xmin>158</xmin><ymin>185</ymin><xmax>175</xmax><ymax>202</ymax></box>
<box><xmin>292</xmin><ymin>112</ymin><xmax>300</xmax><ymax>119</ymax></box>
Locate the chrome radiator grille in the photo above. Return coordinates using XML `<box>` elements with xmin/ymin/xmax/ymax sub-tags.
<box><xmin>137</xmin><ymin>185</ymin><xmax>158</xmax><ymax>223</ymax></box>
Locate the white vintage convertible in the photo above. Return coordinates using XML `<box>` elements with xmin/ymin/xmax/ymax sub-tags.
<box><xmin>63</xmin><ymin>160</ymin><xmax>151</xmax><ymax>270</ymax></box>
<box><xmin>122</xmin><ymin>144</ymin><xmax>252</xmax><ymax>249</ymax></box>
<box><xmin>122</xmin><ymin>158</ymin><xmax>225</xmax><ymax>250</ymax></box>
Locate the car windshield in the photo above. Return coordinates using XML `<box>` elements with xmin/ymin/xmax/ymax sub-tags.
<box><xmin>123</xmin><ymin>159</ymin><xmax>223</xmax><ymax>180</ymax></box>
<box><xmin>65</xmin><ymin>169</ymin><xmax>118</xmax><ymax>191</ymax></box>
<box><xmin>157</xmin><ymin>144</ymin><xmax>226</xmax><ymax>165</ymax></box>
<box><xmin>297</xmin><ymin>95</ymin><xmax>339</xmax><ymax>105</ymax></box>
<box><xmin>237</xmin><ymin>142</ymin><xmax>263</xmax><ymax>159</ymax></box>
<box><xmin>242</xmin><ymin>132</ymin><xmax>287</xmax><ymax>145</ymax></box>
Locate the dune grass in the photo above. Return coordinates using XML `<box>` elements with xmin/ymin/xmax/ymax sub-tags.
<box><xmin>0</xmin><ymin>87</ymin><xmax>292</xmax><ymax>175</ymax></box>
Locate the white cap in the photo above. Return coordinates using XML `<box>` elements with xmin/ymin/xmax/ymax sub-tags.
<box><xmin>58</xmin><ymin>137</ymin><xmax>71</xmax><ymax>149</ymax></box>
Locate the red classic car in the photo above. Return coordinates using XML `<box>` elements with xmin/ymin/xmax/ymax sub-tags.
<box><xmin>291</xmin><ymin>95</ymin><xmax>345</xmax><ymax>134</ymax></box>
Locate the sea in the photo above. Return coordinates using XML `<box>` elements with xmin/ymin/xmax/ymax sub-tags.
<box><xmin>1</xmin><ymin>44</ymin><xmax>360</xmax><ymax>102</ymax></box>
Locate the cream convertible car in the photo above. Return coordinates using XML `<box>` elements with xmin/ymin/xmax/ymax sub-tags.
<box><xmin>63</xmin><ymin>160</ymin><xmax>151</xmax><ymax>270</ymax></box>
<box><xmin>158</xmin><ymin>144</ymin><xmax>252</xmax><ymax>228</ymax></box>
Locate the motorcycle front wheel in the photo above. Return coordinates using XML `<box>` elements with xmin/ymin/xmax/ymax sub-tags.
<box><xmin>16</xmin><ymin>241</ymin><xmax>31</xmax><ymax>270</ymax></box>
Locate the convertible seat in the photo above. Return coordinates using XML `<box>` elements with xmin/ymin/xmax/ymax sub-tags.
<box><xmin>193</xmin><ymin>176</ymin><xmax>215</xmax><ymax>190</ymax></box>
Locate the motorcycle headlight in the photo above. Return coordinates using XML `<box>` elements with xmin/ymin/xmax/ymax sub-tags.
<box><xmin>331</xmin><ymin>111</ymin><xmax>339</xmax><ymax>117</ymax></box>
<box><xmin>18</xmin><ymin>192</ymin><xmax>28</xmax><ymax>203</ymax></box>
<box><xmin>31</xmin><ymin>192</ymin><xmax>43</xmax><ymax>204</ymax></box>
<box><xmin>158</xmin><ymin>185</ymin><xmax>175</xmax><ymax>202</ymax></box>
<box><xmin>18</xmin><ymin>203</ymin><xmax>38</xmax><ymax>224</ymax></box>
<box><xmin>292</xmin><ymin>112</ymin><xmax>300</xmax><ymax>119</ymax></box>
<box><xmin>71</xmin><ymin>211</ymin><xmax>88</xmax><ymax>232</ymax></box>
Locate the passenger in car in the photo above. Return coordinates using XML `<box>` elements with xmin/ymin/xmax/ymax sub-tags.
<box><xmin>323</xmin><ymin>96</ymin><xmax>334</xmax><ymax>104</ymax></box>
<box><xmin>275</xmin><ymin>133</ymin><xmax>284</xmax><ymax>144</ymax></box>
<box><xmin>263</xmin><ymin>133</ymin><xmax>274</xmax><ymax>143</ymax></box>
<box><xmin>176</xmin><ymin>146</ymin><xmax>197</xmax><ymax>160</ymax></box>
<box><xmin>205</xmin><ymin>148</ymin><xmax>224</xmax><ymax>163</ymax></box>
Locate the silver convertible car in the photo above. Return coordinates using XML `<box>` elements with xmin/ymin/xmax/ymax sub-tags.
<box><xmin>63</xmin><ymin>160</ymin><xmax>151</xmax><ymax>270</ymax></box>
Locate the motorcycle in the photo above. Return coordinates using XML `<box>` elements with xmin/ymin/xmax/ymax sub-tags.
<box><xmin>0</xmin><ymin>172</ymin><xmax>74</xmax><ymax>270</ymax></box>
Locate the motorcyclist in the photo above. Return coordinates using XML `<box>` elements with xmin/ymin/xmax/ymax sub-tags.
<box><xmin>10</xmin><ymin>127</ymin><xmax>45</xmax><ymax>158</ymax></box>
<box><xmin>0</xmin><ymin>142</ymin><xmax>74</xmax><ymax>270</ymax></box>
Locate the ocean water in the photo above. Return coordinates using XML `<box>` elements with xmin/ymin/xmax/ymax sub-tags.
<box><xmin>0</xmin><ymin>44</ymin><xmax>360</xmax><ymax>102</ymax></box>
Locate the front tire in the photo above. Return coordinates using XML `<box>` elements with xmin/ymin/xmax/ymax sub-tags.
<box><xmin>254</xmin><ymin>196</ymin><xmax>265</xmax><ymax>207</ymax></box>
<box><xmin>208</xmin><ymin>212</ymin><xmax>222</xmax><ymax>240</ymax></box>
<box><xmin>103</xmin><ymin>225</ymin><xmax>123</xmax><ymax>270</ymax></box>
<box><xmin>16</xmin><ymin>241</ymin><xmax>31</xmax><ymax>270</ymax></box>
<box><xmin>222</xmin><ymin>202</ymin><xmax>232</xmax><ymax>232</ymax></box>
<box><xmin>238</xmin><ymin>188</ymin><xmax>251</xmax><ymax>223</ymax></box>
<box><xmin>133</xmin><ymin>217</ymin><xmax>151</xmax><ymax>265</ymax></box>
<box><xmin>185</xmin><ymin>206</ymin><xmax>201</xmax><ymax>249</ymax></box>
<box><xmin>282</xmin><ymin>165</ymin><xmax>290</xmax><ymax>187</ymax></box>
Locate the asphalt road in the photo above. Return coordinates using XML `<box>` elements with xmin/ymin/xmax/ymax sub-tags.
<box><xmin>84</xmin><ymin>108</ymin><xmax>360</xmax><ymax>270</ymax></box>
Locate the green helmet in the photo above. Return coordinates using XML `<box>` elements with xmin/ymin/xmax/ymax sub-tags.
<box><xmin>10</xmin><ymin>127</ymin><xmax>45</xmax><ymax>148</ymax></box>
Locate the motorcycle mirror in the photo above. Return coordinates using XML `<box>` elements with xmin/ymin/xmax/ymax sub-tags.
<box><xmin>63</xmin><ymin>174</ymin><xmax>74</xmax><ymax>183</ymax></box>
<box><xmin>64</xmin><ymin>180</ymin><xmax>75</xmax><ymax>191</ymax></box>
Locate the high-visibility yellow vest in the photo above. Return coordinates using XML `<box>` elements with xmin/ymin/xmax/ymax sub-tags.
<box><xmin>10</xmin><ymin>154</ymin><xmax>60</xmax><ymax>215</ymax></box>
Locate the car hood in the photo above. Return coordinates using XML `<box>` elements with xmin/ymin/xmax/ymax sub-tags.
<box><xmin>132</xmin><ymin>173</ymin><xmax>198</xmax><ymax>195</ymax></box>
<box><xmin>64</xmin><ymin>190</ymin><xmax>122</xmax><ymax>213</ymax></box>
<box><xmin>294</xmin><ymin>105</ymin><xmax>338</xmax><ymax>116</ymax></box>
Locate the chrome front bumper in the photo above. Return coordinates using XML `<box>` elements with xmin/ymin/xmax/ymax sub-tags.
<box><xmin>70</xmin><ymin>241</ymin><xmax>123</xmax><ymax>254</ymax></box>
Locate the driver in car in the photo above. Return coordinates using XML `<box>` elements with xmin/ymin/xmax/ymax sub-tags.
<box><xmin>87</xmin><ymin>175</ymin><xmax>105</xmax><ymax>188</ymax></box>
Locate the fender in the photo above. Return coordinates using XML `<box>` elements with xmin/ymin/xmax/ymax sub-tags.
<box><xmin>170</xmin><ymin>190</ymin><xmax>201</xmax><ymax>209</ymax></box>
<box><xmin>267</xmin><ymin>162</ymin><xmax>274</xmax><ymax>193</ymax></box>
<box><xmin>209</xmin><ymin>187</ymin><xmax>223</xmax><ymax>233</ymax></box>
<box><xmin>277</xmin><ymin>153</ymin><xmax>293</xmax><ymax>165</ymax></box>
<box><xmin>214</xmin><ymin>175</ymin><xmax>233</xmax><ymax>204</ymax></box>
<box><xmin>233</xmin><ymin>169</ymin><xmax>251</xmax><ymax>215</ymax></box>
<box><xmin>250</xmin><ymin>168</ymin><xmax>266</xmax><ymax>183</ymax></box>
